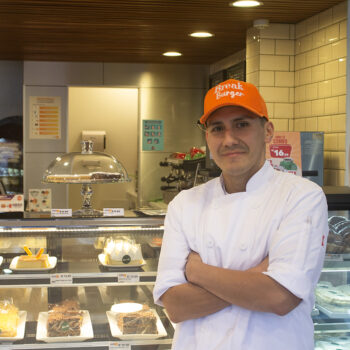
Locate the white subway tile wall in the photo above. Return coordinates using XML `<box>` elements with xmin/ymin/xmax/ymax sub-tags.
<box><xmin>246</xmin><ymin>1</ymin><xmax>347</xmax><ymax>185</ymax></box>
<box><xmin>299</xmin><ymin>1</ymin><xmax>347</xmax><ymax>185</ymax></box>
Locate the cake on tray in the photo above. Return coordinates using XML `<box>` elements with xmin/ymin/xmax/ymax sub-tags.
<box><xmin>16</xmin><ymin>246</ymin><xmax>50</xmax><ymax>269</ymax></box>
<box><xmin>47</xmin><ymin>300</ymin><xmax>83</xmax><ymax>337</ymax></box>
<box><xmin>0</xmin><ymin>299</ymin><xmax>19</xmax><ymax>337</ymax></box>
<box><xmin>115</xmin><ymin>305</ymin><xmax>157</xmax><ymax>335</ymax></box>
<box><xmin>316</xmin><ymin>283</ymin><xmax>350</xmax><ymax>307</ymax></box>
<box><xmin>104</xmin><ymin>238</ymin><xmax>143</xmax><ymax>265</ymax></box>
<box><xmin>46</xmin><ymin>172</ymin><xmax>121</xmax><ymax>183</ymax></box>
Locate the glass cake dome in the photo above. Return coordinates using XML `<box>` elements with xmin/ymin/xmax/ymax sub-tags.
<box><xmin>43</xmin><ymin>140</ymin><xmax>130</xmax><ymax>184</ymax></box>
<box><xmin>42</xmin><ymin>141</ymin><xmax>130</xmax><ymax>217</ymax></box>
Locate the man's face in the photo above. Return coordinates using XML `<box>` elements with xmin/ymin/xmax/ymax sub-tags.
<box><xmin>205</xmin><ymin>106</ymin><xmax>274</xmax><ymax>180</ymax></box>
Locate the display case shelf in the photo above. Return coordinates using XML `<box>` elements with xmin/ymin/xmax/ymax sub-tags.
<box><xmin>0</xmin><ymin>217</ymin><xmax>168</xmax><ymax>349</ymax></box>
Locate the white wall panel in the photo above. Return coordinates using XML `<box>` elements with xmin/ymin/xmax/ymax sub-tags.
<box><xmin>24</xmin><ymin>61</ymin><xmax>103</xmax><ymax>86</ymax></box>
<box><xmin>140</xmin><ymin>87</ymin><xmax>205</xmax><ymax>152</ymax></box>
<box><xmin>139</xmin><ymin>87</ymin><xmax>205</xmax><ymax>203</ymax></box>
<box><xmin>104</xmin><ymin>63</ymin><xmax>208</xmax><ymax>88</ymax></box>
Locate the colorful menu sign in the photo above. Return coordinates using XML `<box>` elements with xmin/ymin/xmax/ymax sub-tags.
<box><xmin>28</xmin><ymin>189</ymin><xmax>52</xmax><ymax>212</ymax></box>
<box><xmin>0</xmin><ymin>194</ymin><xmax>24</xmax><ymax>212</ymax></box>
<box><xmin>266</xmin><ymin>132</ymin><xmax>302</xmax><ymax>176</ymax></box>
<box><xmin>30</xmin><ymin>96</ymin><xmax>61</xmax><ymax>139</ymax></box>
<box><xmin>142</xmin><ymin>120</ymin><xmax>164</xmax><ymax>151</ymax></box>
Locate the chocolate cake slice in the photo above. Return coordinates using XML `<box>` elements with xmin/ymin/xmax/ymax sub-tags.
<box><xmin>47</xmin><ymin>300</ymin><xmax>83</xmax><ymax>337</ymax></box>
<box><xmin>117</xmin><ymin>307</ymin><xmax>157</xmax><ymax>334</ymax></box>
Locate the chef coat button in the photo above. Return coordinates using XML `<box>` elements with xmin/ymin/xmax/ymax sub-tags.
<box><xmin>240</xmin><ymin>243</ymin><xmax>247</xmax><ymax>250</ymax></box>
<box><xmin>207</xmin><ymin>239</ymin><xmax>214</xmax><ymax>248</ymax></box>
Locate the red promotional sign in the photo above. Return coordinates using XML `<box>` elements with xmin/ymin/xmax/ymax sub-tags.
<box><xmin>269</xmin><ymin>144</ymin><xmax>292</xmax><ymax>158</ymax></box>
<box><xmin>266</xmin><ymin>132</ymin><xmax>302</xmax><ymax>176</ymax></box>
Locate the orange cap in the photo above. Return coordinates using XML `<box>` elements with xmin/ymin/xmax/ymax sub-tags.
<box><xmin>199</xmin><ymin>79</ymin><xmax>269</xmax><ymax>124</ymax></box>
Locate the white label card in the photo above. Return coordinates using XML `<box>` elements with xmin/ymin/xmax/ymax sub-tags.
<box><xmin>103</xmin><ymin>208</ymin><xmax>124</xmax><ymax>217</ymax></box>
<box><xmin>51</xmin><ymin>208</ymin><xmax>72</xmax><ymax>217</ymax></box>
<box><xmin>117</xmin><ymin>273</ymin><xmax>140</xmax><ymax>283</ymax></box>
<box><xmin>110</xmin><ymin>343</ymin><xmax>131</xmax><ymax>350</ymax></box>
<box><xmin>324</xmin><ymin>254</ymin><xmax>343</xmax><ymax>261</ymax></box>
<box><xmin>50</xmin><ymin>273</ymin><xmax>73</xmax><ymax>285</ymax></box>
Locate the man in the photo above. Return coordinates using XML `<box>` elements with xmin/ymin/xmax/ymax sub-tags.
<box><xmin>153</xmin><ymin>79</ymin><xmax>328</xmax><ymax>349</ymax></box>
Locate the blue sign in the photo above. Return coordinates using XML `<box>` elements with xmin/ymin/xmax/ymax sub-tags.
<box><xmin>142</xmin><ymin>120</ymin><xmax>164</xmax><ymax>151</ymax></box>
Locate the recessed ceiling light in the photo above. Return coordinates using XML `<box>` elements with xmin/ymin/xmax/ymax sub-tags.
<box><xmin>163</xmin><ymin>51</ymin><xmax>182</xmax><ymax>57</ymax></box>
<box><xmin>230</xmin><ymin>1</ymin><xmax>262</xmax><ymax>7</ymax></box>
<box><xmin>190</xmin><ymin>32</ymin><xmax>214</xmax><ymax>38</ymax></box>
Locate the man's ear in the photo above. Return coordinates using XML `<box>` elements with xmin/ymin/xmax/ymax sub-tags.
<box><xmin>264</xmin><ymin>121</ymin><xmax>274</xmax><ymax>143</ymax></box>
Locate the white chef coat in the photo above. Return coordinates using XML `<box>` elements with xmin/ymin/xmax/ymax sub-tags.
<box><xmin>153</xmin><ymin>161</ymin><xmax>328</xmax><ymax>350</ymax></box>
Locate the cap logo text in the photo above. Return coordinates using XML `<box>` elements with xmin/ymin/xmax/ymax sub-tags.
<box><xmin>214</xmin><ymin>82</ymin><xmax>244</xmax><ymax>100</ymax></box>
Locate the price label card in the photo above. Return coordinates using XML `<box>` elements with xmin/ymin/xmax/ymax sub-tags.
<box><xmin>103</xmin><ymin>208</ymin><xmax>125</xmax><ymax>217</ymax></box>
<box><xmin>51</xmin><ymin>209</ymin><xmax>72</xmax><ymax>217</ymax></box>
<box><xmin>117</xmin><ymin>273</ymin><xmax>140</xmax><ymax>283</ymax></box>
<box><xmin>324</xmin><ymin>254</ymin><xmax>343</xmax><ymax>261</ymax></box>
<box><xmin>110</xmin><ymin>342</ymin><xmax>131</xmax><ymax>350</ymax></box>
<box><xmin>50</xmin><ymin>273</ymin><xmax>73</xmax><ymax>285</ymax></box>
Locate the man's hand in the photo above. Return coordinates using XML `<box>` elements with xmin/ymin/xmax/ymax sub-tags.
<box><xmin>185</xmin><ymin>250</ymin><xmax>203</xmax><ymax>283</ymax></box>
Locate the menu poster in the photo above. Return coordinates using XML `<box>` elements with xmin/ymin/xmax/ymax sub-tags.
<box><xmin>142</xmin><ymin>120</ymin><xmax>164</xmax><ymax>151</ymax></box>
<box><xmin>28</xmin><ymin>189</ymin><xmax>52</xmax><ymax>212</ymax></box>
<box><xmin>266</xmin><ymin>132</ymin><xmax>302</xmax><ymax>176</ymax></box>
<box><xmin>0</xmin><ymin>194</ymin><xmax>24</xmax><ymax>212</ymax></box>
<box><xmin>30</xmin><ymin>96</ymin><xmax>61</xmax><ymax>140</ymax></box>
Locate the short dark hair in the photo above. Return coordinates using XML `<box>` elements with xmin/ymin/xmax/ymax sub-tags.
<box><xmin>259</xmin><ymin>117</ymin><xmax>268</xmax><ymax>126</ymax></box>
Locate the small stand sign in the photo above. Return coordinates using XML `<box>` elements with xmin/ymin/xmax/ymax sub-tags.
<box><xmin>51</xmin><ymin>209</ymin><xmax>72</xmax><ymax>217</ymax></box>
<box><xmin>0</xmin><ymin>194</ymin><xmax>24</xmax><ymax>212</ymax></box>
<box><xmin>110</xmin><ymin>342</ymin><xmax>131</xmax><ymax>350</ymax></box>
<box><xmin>266</xmin><ymin>132</ymin><xmax>302</xmax><ymax>176</ymax></box>
<box><xmin>103</xmin><ymin>208</ymin><xmax>124</xmax><ymax>217</ymax></box>
<box><xmin>50</xmin><ymin>273</ymin><xmax>73</xmax><ymax>285</ymax></box>
<box><xmin>117</xmin><ymin>273</ymin><xmax>140</xmax><ymax>283</ymax></box>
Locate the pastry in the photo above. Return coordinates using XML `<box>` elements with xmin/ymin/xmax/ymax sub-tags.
<box><xmin>328</xmin><ymin>216</ymin><xmax>347</xmax><ymax>229</ymax></box>
<box><xmin>90</xmin><ymin>172</ymin><xmax>121</xmax><ymax>181</ymax></box>
<box><xmin>104</xmin><ymin>238</ymin><xmax>143</xmax><ymax>265</ymax></box>
<box><xmin>316</xmin><ymin>339</ymin><xmax>350</xmax><ymax>350</ymax></box>
<box><xmin>0</xmin><ymin>299</ymin><xmax>19</xmax><ymax>337</ymax></box>
<box><xmin>115</xmin><ymin>305</ymin><xmax>157</xmax><ymax>334</ymax></box>
<box><xmin>47</xmin><ymin>300</ymin><xmax>83</xmax><ymax>337</ymax></box>
<box><xmin>316</xmin><ymin>284</ymin><xmax>350</xmax><ymax>306</ymax></box>
<box><xmin>16</xmin><ymin>247</ymin><xmax>50</xmax><ymax>269</ymax></box>
<box><xmin>46</xmin><ymin>172</ymin><xmax>121</xmax><ymax>183</ymax></box>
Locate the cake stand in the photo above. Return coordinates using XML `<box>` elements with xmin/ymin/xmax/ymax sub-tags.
<box><xmin>42</xmin><ymin>140</ymin><xmax>130</xmax><ymax>217</ymax></box>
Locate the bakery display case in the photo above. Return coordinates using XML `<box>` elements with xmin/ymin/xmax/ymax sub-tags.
<box><xmin>314</xmin><ymin>187</ymin><xmax>350</xmax><ymax>349</ymax></box>
<box><xmin>0</xmin><ymin>216</ymin><xmax>172</xmax><ymax>349</ymax></box>
<box><xmin>3</xmin><ymin>186</ymin><xmax>350</xmax><ymax>349</ymax></box>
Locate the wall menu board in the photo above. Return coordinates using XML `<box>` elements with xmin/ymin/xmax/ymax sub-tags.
<box><xmin>142</xmin><ymin>120</ymin><xmax>164</xmax><ymax>151</ymax></box>
<box><xmin>29</xmin><ymin>96</ymin><xmax>61</xmax><ymax>140</ymax></box>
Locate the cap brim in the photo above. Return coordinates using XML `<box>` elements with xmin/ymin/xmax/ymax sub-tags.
<box><xmin>199</xmin><ymin>102</ymin><xmax>267</xmax><ymax>124</ymax></box>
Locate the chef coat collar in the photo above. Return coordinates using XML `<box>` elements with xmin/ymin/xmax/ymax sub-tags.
<box><xmin>219</xmin><ymin>160</ymin><xmax>273</xmax><ymax>195</ymax></box>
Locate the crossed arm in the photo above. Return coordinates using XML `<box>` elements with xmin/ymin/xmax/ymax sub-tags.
<box><xmin>161</xmin><ymin>253</ymin><xmax>301</xmax><ymax>323</ymax></box>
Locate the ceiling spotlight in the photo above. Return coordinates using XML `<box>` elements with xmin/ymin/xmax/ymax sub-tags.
<box><xmin>230</xmin><ymin>1</ymin><xmax>262</xmax><ymax>7</ymax></box>
<box><xmin>190</xmin><ymin>32</ymin><xmax>214</xmax><ymax>38</ymax></box>
<box><xmin>163</xmin><ymin>51</ymin><xmax>182</xmax><ymax>57</ymax></box>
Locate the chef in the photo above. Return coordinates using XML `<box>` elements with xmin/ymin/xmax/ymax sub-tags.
<box><xmin>153</xmin><ymin>79</ymin><xmax>328</xmax><ymax>350</ymax></box>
